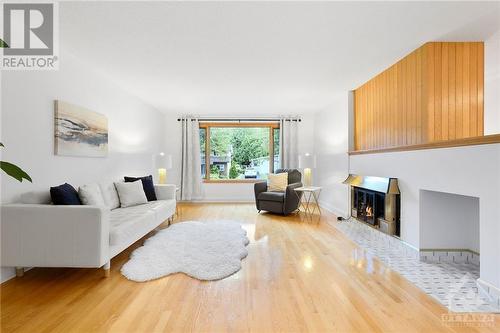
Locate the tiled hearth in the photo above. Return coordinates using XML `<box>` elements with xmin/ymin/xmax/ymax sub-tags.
<box><xmin>334</xmin><ymin>218</ymin><xmax>500</xmax><ymax>313</ymax></box>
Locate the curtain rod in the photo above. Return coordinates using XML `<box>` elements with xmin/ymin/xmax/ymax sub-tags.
<box><xmin>177</xmin><ymin>118</ymin><xmax>301</xmax><ymax>122</ymax></box>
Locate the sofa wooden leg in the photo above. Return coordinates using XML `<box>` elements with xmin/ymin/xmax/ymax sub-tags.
<box><xmin>15</xmin><ymin>267</ymin><xmax>24</xmax><ymax>277</ymax></box>
<box><xmin>103</xmin><ymin>261</ymin><xmax>110</xmax><ymax>278</ymax></box>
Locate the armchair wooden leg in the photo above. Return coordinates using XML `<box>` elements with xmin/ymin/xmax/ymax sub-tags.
<box><xmin>15</xmin><ymin>267</ymin><xmax>24</xmax><ymax>277</ymax></box>
<box><xmin>103</xmin><ymin>261</ymin><xmax>110</xmax><ymax>278</ymax></box>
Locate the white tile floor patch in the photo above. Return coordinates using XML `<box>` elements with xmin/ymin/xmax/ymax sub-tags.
<box><xmin>335</xmin><ymin>218</ymin><xmax>500</xmax><ymax>313</ymax></box>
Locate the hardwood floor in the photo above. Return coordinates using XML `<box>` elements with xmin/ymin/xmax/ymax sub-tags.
<box><xmin>1</xmin><ymin>203</ymin><xmax>499</xmax><ymax>332</ymax></box>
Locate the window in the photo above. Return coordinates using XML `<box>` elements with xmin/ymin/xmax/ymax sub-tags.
<box><xmin>199</xmin><ymin>123</ymin><xmax>280</xmax><ymax>181</ymax></box>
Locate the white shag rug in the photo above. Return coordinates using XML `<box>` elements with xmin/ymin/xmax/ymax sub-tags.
<box><xmin>121</xmin><ymin>220</ymin><xmax>249</xmax><ymax>282</ymax></box>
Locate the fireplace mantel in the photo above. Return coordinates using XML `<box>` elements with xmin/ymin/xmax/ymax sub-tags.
<box><xmin>342</xmin><ymin>174</ymin><xmax>400</xmax><ymax>194</ymax></box>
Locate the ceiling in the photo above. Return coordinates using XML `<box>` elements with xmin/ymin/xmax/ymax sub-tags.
<box><xmin>60</xmin><ymin>1</ymin><xmax>500</xmax><ymax>115</ymax></box>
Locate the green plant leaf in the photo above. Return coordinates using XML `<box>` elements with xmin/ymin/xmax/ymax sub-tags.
<box><xmin>0</xmin><ymin>142</ymin><xmax>4</xmax><ymax>147</ymax></box>
<box><xmin>0</xmin><ymin>161</ymin><xmax>32</xmax><ymax>182</ymax></box>
<box><xmin>0</xmin><ymin>38</ymin><xmax>9</xmax><ymax>48</ymax></box>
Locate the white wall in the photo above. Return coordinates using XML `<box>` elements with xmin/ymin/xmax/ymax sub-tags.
<box><xmin>312</xmin><ymin>94</ymin><xmax>350</xmax><ymax>217</ymax></box>
<box><xmin>0</xmin><ymin>49</ymin><xmax>166</xmax><ymax>281</ymax></box>
<box><xmin>163</xmin><ymin>113</ymin><xmax>315</xmax><ymax>202</ymax></box>
<box><xmin>419</xmin><ymin>190</ymin><xmax>480</xmax><ymax>253</ymax></box>
<box><xmin>485</xmin><ymin>31</ymin><xmax>500</xmax><ymax>135</ymax></box>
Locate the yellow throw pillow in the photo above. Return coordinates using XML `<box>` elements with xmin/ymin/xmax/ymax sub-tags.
<box><xmin>267</xmin><ymin>173</ymin><xmax>288</xmax><ymax>192</ymax></box>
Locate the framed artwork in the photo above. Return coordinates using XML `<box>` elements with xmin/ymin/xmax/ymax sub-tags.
<box><xmin>54</xmin><ymin>100</ymin><xmax>108</xmax><ymax>157</ymax></box>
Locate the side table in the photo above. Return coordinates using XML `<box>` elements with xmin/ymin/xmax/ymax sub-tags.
<box><xmin>294</xmin><ymin>186</ymin><xmax>322</xmax><ymax>217</ymax></box>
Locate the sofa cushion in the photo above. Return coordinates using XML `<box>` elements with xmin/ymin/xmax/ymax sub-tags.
<box><xmin>99</xmin><ymin>182</ymin><xmax>120</xmax><ymax>210</ymax></box>
<box><xmin>258</xmin><ymin>191</ymin><xmax>285</xmax><ymax>202</ymax></box>
<box><xmin>124</xmin><ymin>175</ymin><xmax>157</xmax><ymax>201</ymax></box>
<box><xmin>78</xmin><ymin>183</ymin><xmax>106</xmax><ymax>206</ymax></box>
<box><xmin>109</xmin><ymin>206</ymin><xmax>156</xmax><ymax>246</ymax></box>
<box><xmin>109</xmin><ymin>200</ymin><xmax>176</xmax><ymax>246</ymax></box>
<box><xmin>144</xmin><ymin>200</ymin><xmax>176</xmax><ymax>223</ymax></box>
<box><xmin>50</xmin><ymin>183</ymin><xmax>82</xmax><ymax>205</ymax></box>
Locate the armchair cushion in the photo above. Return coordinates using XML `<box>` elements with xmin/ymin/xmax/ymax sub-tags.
<box><xmin>267</xmin><ymin>173</ymin><xmax>288</xmax><ymax>191</ymax></box>
<box><xmin>276</xmin><ymin>169</ymin><xmax>301</xmax><ymax>184</ymax></box>
<box><xmin>257</xmin><ymin>191</ymin><xmax>285</xmax><ymax>202</ymax></box>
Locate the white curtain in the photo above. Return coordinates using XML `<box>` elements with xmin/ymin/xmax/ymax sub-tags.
<box><xmin>180</xmin><ymin>116</ymin><xmax>202</xmax><ymax>200</ymax></box>
<box><xmin>279</xmin><ymin>117</ymin><xmax>300</xmax><ymax>169</ymax></box>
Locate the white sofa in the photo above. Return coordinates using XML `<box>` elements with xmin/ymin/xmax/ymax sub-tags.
<box><xmin>1</xmin><ymin>183</ymin><xmax>176</xmax><ymax>277</ymax></box>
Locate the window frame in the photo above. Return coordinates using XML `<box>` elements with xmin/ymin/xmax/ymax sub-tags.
<box><xmin>199</xmin><ymin>122</ymin><xmax>280</xmax><ymax>183</ymax></box>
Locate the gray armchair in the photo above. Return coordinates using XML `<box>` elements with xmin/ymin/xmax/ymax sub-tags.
<box><xmin>254</xmin><ymin>169</ymin><xmax>303</xmax><ymax>215</ymax></box>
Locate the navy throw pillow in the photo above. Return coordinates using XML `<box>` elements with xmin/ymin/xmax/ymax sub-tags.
<box><xmin>50</xmin><ymin>183</ymin><xmax>82</xmax><ymax>205</ymax></box>
<box><xmin>124</xmin><ymin>175</ymin><xmax>157</xmax><ymax>201</ymax></box>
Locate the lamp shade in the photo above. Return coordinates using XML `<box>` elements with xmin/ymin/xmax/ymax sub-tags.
<box><xmin>155</xmin><ymin>153</ymin><xmax>172</xmax><ymax>170</ymax></box>
<box><xmin>298</xmin><ymin>153</ymin><xmax>316</xmax><ymax>169</ymax></box>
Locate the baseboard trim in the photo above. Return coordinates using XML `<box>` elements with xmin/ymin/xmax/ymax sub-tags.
<box><xmin>180</xmin><ymin>199</ymin><xmax>254</xmax><ymax>204</ymax></box>
<box><xmin>318</xmin><ymin>200</ymin><xmax>348</xmax><ymax>218</ymax></box>
<box><xmin>1</xmin><ymin>267</ymin><xmax>32</xmax><ymax>284</ymax></box>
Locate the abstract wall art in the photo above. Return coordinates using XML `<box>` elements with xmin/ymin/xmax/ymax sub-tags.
<box><xmin>54</xmin><ymin>100</ymin><xmax>108</xmax><ymax>157</ymax></box>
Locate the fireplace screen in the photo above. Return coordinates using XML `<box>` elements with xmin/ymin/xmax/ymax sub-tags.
<box><xmin>353</xmin><ymin>187</ymin><xmax>385</xmax><ymax>226</ymax></box>
<box><xmin>345</xmin><ymin>175</ymin><xmax>401</xmax><ymax>237</ymax></box>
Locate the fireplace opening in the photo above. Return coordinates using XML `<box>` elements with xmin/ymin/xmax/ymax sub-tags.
<box><xmin>353</xmin><ymin>187</ymin><xmax>386</xmax><ymax>226</ymax></box>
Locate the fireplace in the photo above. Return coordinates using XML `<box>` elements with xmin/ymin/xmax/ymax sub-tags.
<box><xmin>343</xmin><ymin>175</ymin><xmax>401</xmax><ymax>237</ymax></box>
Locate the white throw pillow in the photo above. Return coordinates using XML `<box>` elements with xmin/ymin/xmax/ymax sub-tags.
<box><xmin>78</xmin><ymin>183</ymin><xmax>106</xmax><ymax>206</ymax></box>
<box><xmin>267</xmin><ymin>172</ymin><xmax>288</xmax><ymax>192</ymax></box>
<box><xmin>115</xmin><ymin>181</ymin><xmax>148</xmax><ymax>208</ymax></box>
<box><xmin>99</xmin><ymin>182</ymin><xmax>120</xmax><ymax>210</ymax></box>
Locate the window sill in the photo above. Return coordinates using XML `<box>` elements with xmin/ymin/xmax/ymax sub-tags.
<box><xmin>203</xmin><ymin>179</ymin><xmax>264</xmax><ymax>184</ymax></box>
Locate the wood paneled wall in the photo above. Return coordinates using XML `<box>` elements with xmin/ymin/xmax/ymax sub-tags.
<box><xmin>354</xmin><ymin>42</ymin><xmax>484</xmax><ymax>151</ymax></box>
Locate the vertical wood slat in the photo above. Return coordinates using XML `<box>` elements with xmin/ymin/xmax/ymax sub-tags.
<box><xmin>416</xmin><ymin>47</ymin><xmax>423</xmax><ymax>143</ymax></box>
<box><xmin>426</xmin><ymin>43</ymin><xmax>435</xmax><ymax>142</ymax></box>
<box><xmin>448</xmin><ymin>43</ymin><xmax>456</xmax><ymax>140</ymax></box>
<box><xmin>397</xmin><ymin>61</ymin><xmax>403</xmax><ymax>146</ymax></box>
<box><xmin>469</xmin><ymin>43</ymin><xmax>478</xmax><ymax>137</ymax></box>
<box><xmin>442</xmin><ymin>43</ymin><xmax>449</xmax><ymax>141</ymax></box>
<box><xmin>477</xmin><ymin>43</ymin><xmax>484</xmax><ymax>135</ymax></box>
<box><xmin>434</xmin><ymin>44</ymin><xmax>442</xmax><ymax>141</ymax></box>
<box><xmin>456</xmin><ymin>43</ymin><xmax>463</xmax><ymax>139</ymax></box>
<box><xmin>419</xmin><ymin>46</ymin><xmax>427</xmax><ymax>143</ymax></box>
<box><xmin>463</xmin><ymin>43</ymin><xmax>470</xmax><ymax>138</ymax></box>
<box><xmin>353</xmin><ymin>41</ymin><xmax>484</xmax><ymax>151</ymax></box>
